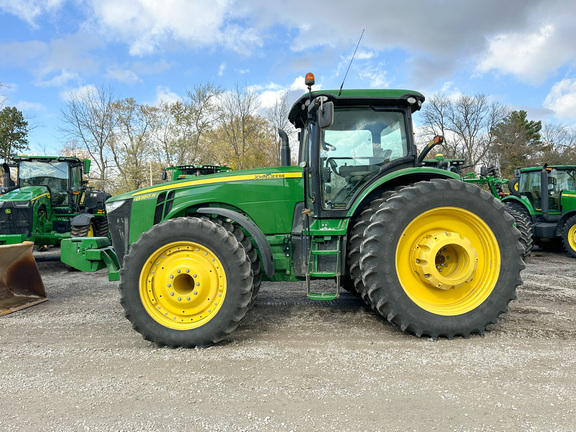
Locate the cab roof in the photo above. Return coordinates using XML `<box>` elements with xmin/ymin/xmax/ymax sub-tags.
<box><xmin>288</xmin><ymin>89</ymin><xmax>425</xmax><ymax>129</ymax></box>
<box><xmin>11</xmin><ymin>155</ymin><xmax>84</xmax><ymax>163</ymax></box>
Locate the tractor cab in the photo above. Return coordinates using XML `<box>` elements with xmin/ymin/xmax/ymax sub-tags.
<box><xmin>517</xmin><ymin>166</ymin><xmax>576</xmax><ymax>214</ymax></box>
<box><xmin>288</xmin><ymin>73</ymin><xmax>425</xmax><ymax>219</ymax></box>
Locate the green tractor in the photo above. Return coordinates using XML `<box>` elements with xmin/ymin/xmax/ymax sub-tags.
<box><xmin>163</xmin><ymin>164</ymin><xmax>233</xmax><ymax>181</ymax></box>
<box><xmin>0</xmin><ymin>156</ymin><xmax>110</xmax><ymax>247</ymax></box>
<box><xmin>501</xmin><ymin>165</ymin><xmax>576</xmax><ymax>257</ymax></box>
<box><xmin>62</xmin><ymin>73</ymin><xmax>524</xmax><ymax>347</ymax></box>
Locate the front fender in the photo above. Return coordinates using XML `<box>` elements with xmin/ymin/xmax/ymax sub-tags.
<box><xmin>197</xmin><ymin>207</ymin><xmax>274</xmax><ymax>279</ymax></box>
<box><xmin>71</xmin><ymin>213</ymin><xmax>95</xmax><ymax>227</ymax></box>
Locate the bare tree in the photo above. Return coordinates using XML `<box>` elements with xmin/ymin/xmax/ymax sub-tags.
<box><xmin>265</xmin><ymin>91</ymin><xmax>295</xmax><ymax>166</ymax></box>
<box><xmin>421</xmin><ymin>93</ymin><xmax>507</xmax><ymax>170</ymax></box>
<box><xmin>214</xmin><ymin>82</ymin><xmax>261</xmax><ymax>170</ymax></box>
<box><xmin>539</xmin><ymin>122</ymin><xmax>576</xmax><ymax>165</ymax></box>
<box><xmin>59</xmin><ymin>85</ymin><xmax>117</xmax><ymax>190</ymax></box>
<box><xmin>0</xmin><ymin>82</ymin><xmax>7</xmax><ymax>108</ymax></box>
<box><xmin>148</xmin><ymin>83</ymin><xmax>221</xmax><ymax>168</ymax></box>
<box><xmin>109</xmin><ymin>98</ymin><xmax>154</xmax><ymax>192</ymax></box>
<box><xmin>183</xmin><ymin>83</ymin><xmax>221</xmax><ymax>165</ymax></box>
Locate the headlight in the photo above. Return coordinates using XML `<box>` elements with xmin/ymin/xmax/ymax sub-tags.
<box><xmin>106</xmin><ymin>199</ymin><xmax>128</xmax><ymax>214</ymax></box>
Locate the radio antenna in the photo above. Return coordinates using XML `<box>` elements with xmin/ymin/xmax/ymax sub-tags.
<box><xmin>338</xmin><ymin>29</ymin><xmax>365</xmax><ymax>96</ymax></box>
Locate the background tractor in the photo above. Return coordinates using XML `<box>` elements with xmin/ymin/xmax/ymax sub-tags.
<box><xmin>163</xmin><ymin>164</ymin><xmax>233</xmax><ymax>181</ymax></box>
<box><xmin>0</xmin><ymin>156</ymin><xmax>110</xmax><ymax>248</ymax></box>
<box><xmin>502</xmin><ymin>165</ymin><xmax>576</xmax><ymax>257</ymax></box>
<box><xmin>62</xmin><ymin>73</ymin><xmax>524</xmax><ymax>348</ymax></box>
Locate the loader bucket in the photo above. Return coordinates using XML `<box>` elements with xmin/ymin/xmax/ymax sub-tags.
<box><xmin>0</xmin><ymin>242</ymin><xmax>47</xmax><ymax>315</ymax></box>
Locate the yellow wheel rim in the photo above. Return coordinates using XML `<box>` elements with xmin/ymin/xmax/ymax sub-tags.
<box><xmin>568</xmin><ymin>224</ymin><xmax>576</xmax><ymax>252</ymax></box>
<box><xmin>139</xmin><ymin>241</ymin><xmax>227</xmax><ymax>330</ymax></box>
<box><xmin>396</xmin><ymin>207</ymin><xmax>501</xmax><ymax>316</ymax></box>
<box><xmin>88</xmin><ymin>224</ymin><xmax>95</xmax><ymax>237</ymax></box>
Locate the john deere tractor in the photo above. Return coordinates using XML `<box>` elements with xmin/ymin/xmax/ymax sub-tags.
<box><xmin>0</xmin><ymin>156</ymin><xmax>110</xmax><ymax>247</ymax></box>
<box><xmin>502</xmin><ymin>165</ymin><xmax>576</xmax><ymax>257</ymax></box>
<box><xmin>62</xmin><ymin>73</ymin><xmax>524</xmax><ymax>347</ymax></box>
<box><xmin>163</xmin><ymin>164</ymin><xmax>233</xmax><ymax>181</ymax></box>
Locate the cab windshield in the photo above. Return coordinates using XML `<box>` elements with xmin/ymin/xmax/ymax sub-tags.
<box><xmin>19</xmin><ymin>160</ymin><xmax>70</xmax><ymax>205</ymax></box>
<box><xmin>320</xmin><ymin>108</ymin><xmax>408</xmax><ymax>209</ymax></box>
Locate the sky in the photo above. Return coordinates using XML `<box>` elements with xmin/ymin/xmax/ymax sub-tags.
<box><xmin>1</xmin><ymin>0</ymin><xmax>576</xmax><ymax>155</ymax></box>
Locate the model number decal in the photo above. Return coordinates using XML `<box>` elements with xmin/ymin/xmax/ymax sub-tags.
<box><xmin>254</xmin><ymin>173</ymin><xmax>286</xmax><ymax>180</ymax></box>
<box><xmin>135</xmin><ymin>193</ymin><xmax>157</xmax><ymax>201</ymax></box>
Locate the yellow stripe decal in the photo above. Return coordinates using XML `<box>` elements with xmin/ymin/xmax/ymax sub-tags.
<box><xmin>132</xmin><ymin>172</ymin><xmax>303</xmax><ymax>196</ymax></box>
<box><xmin>31</xmin><ymin>192</ymin><xmax>50</xmax><ymax>202</ymax></box>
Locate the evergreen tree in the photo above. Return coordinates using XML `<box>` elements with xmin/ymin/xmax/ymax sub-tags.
<box><xmin>0</xmin><ymin>106</ymin><xmax>29</xmax><ymax>163</ymax></box>
<box><xmin>492</xmin><ymin>110</ymin><xmax>541</xmax><ymax>177</ymax></box>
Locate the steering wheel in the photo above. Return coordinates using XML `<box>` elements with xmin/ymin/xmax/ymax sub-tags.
<box><xmin>327</xmin><ymin>158</ymin><xmax>341</xmax><ymax>176</ymax></box>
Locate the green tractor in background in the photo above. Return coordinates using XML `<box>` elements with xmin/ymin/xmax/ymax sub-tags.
<box><xmin>0</xmin><ymin>156</ymin><xmax>110</xmax><ymax>247</ymax></box>
<box><xmin>501</xmin><ymin>165</ymin><xmax>576</xmax><ymax>257</ymax></box>
<box><xmin>163</xmin><ymin>164</ymin><xmax>233</xmax><ymax>182</ymax></box>
<box><xmin>62</xmin><ymin>73</ymin><xmax>524</xmax><ymax>348</ymax></box>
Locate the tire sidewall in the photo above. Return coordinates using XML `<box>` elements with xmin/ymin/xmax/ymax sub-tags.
<box><xmin>363</xmin><ymin>180</ymin><xmax>522</xmax><ymax>335</ymax></box>
<box><xmin>120</xmin><ymin>217</ymin><xmax>251</xmax><ymax>347</ymax></box>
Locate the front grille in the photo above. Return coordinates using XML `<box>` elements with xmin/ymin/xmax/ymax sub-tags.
<box><xmin>108</xmin><ymin>199</ymin><xmax>132</xmax><ymax>267</ymax></box>
<box><xmin>0</xmin><ymin>205</ymin><xmax>33</xmax><ymax>236</ymax></box>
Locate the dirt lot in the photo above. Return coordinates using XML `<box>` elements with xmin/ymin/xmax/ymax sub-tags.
<box><xmin>1</xmin><ymin>246</ymin><xmax>575</xmax><ymax>432</ymax></box>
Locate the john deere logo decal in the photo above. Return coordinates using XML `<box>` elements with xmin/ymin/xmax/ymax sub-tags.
<box><xmin>5</xmin><ymin>209</ymin><xmax>11</xmax><ymax>214</ymax></box>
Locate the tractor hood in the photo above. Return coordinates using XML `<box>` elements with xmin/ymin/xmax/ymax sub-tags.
<box><xmin>0</xmin><ymin>185</ymin><xmax>49</xmax><ymax>204</ymax></box>
<box><xmin>108</xmin><ymin>166</ymin><xmax>303</xmax><ymax>204</ymax></box>
<box><xmin>105</xmin><ymin>165</ymin><xmax>304</xmax><ymax>256</ymax></box>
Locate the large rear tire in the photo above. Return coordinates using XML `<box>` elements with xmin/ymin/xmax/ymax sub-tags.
<box><xmin>359</xmin><ymin>179</ymin><xmax>524</xmax><ymax>339</ymax></box>
<box><xmin>347</xmin><ymin>191</ymin><xmax>394</xmax><ymax>304</ymax></box>
<box><xmin>119</xmin><ymin>217</ymin><xmax>253</xmax><ymax>348</ymax></box>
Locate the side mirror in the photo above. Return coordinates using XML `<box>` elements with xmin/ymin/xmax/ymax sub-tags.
<box><xmin>480</xmin><ymin>166</ymin><xmax>488</xmax><ymax>177</ymax></box>
<box><xmin>318</xmin><ymin>101</ymin><xmax>334</xmax><ymax>129</ymax></box>
<box><xmin>161</xmin><ymin>169</ymin><xmax>167</xmax><ymax>181</ymax></box>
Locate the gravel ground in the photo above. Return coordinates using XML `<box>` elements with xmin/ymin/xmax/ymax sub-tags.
<box><xmin>1</xmin><ymin>246</ymin><xmax>575</xmax><ymax>432</ymax></box>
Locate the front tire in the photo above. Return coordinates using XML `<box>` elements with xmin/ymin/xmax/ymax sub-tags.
<box><xmin>119</xmin><ymin>217</ymin><xmax>253</xmax><ymax>348</ymax></box>
<box><xmin>562</xmin><ymin>215</ymin><xmax>576</xmax><ymax>258</ymax></box>
<box><xmin>359</xmin><ymin>179</ymin><xmax>524</xmax><ymax>339</ymax></box>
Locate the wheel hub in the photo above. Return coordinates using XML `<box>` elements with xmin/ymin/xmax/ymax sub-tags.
<box><xmin>412</xmin><ymin>231</ymin><xmax>478</xmax><ymax>290</ymax></box>
<box><xmin>141</xmin><ymin>242</ymin><xmax>226</xmax><ymax>328</ymax></box>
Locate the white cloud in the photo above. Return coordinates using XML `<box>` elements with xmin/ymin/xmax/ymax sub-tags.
<box><xmin>153</xmin><ymin>85</ymin><xmax>182</xmax><ymax>105</ymax></box>
<box><xmin>477</xmin><ymin>24</ymin><xmax>564</xmax><ymax>85</ymax></box>
<box><xmin>38</xmin><ymin>70</ymin><xmax>81</xmax><ymax>87</ymax></box>
<box><xmin>0</xmin><ymin>0</ymin><xmax>64</xmax><ymax>27</ymax></box>
<box><xmin>89</xmin><ymin>0</ymin><xmax>257</xmax><ymax>56</ymax></box>
<box><xmin>358</xmin><ymin>66</ymin><xmax>389</xmax><ymax>89</ymax></box>
<box><xmin>106</xmin><ymin>66</ymin><xmax>142</xmax><ymax>84</ymax></box>
<box><xmin>544</xmin><ymin>79</ymin><xmax>576</xmax><ymax>121</ymax></box>
<box><xmin>218</xmin><ymin>63</ymin><xmax>227</xmax><ymax>77</ymax></box>
<box><xmin>16</xmin><ymin>100</ymin><xmax>46</xmax><ymax>111</ymax></box>
<box><xmin>59</xmin><ymin>84</ymin><xmax>98</xmax><ymax>102</ymax></box>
